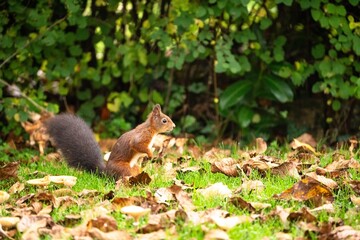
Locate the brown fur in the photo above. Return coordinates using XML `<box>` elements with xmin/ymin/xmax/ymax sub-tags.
<box><xmin>106</xmin><ymin>104</ymin><xmax>175</xmax><ymax>178</ymax></box>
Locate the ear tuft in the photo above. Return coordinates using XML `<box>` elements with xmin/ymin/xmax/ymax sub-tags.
<box><xmin>152</xmin><ymin>104</ymin><xmax>161</xmax><ymax>116</ymax></box>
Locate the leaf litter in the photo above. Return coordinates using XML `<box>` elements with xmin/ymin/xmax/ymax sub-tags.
<box><xmin>1</xmin><ymin>134</ymin><xmax>360</xmax><ymax>239</ymax></box>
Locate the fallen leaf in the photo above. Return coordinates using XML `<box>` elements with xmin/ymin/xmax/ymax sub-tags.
<box><xmin>211</xmin><ymin>215</ymin><xmax>252</xmax><ymax>230</ymax></box>
<box><xmin>350</xmin><ymin>195</ymin><xmax>360</xmax><ymax>206</ymax></box>
<box><xmin>211</xmin><ymin>158</ymin><xmax>240</xmax><ymax>177</ymax></box>
<box><xmin>349</xmin><ymin>180</ymin><xmax>360</xmax><ymax>195</ymax></box>
<box><xmin>197</xmin><ymin>182</ymin><xmax>232</xmax><ymax>198</ymax></box>
<box><xmin>349</xmin><ymin>138</ymin><xmax>358</xmax><ymax>157</ymax></box>
<box><xmin>0</xmin><ymin>162</ymin><xmax>19</xmax><ymax>180</ymax></box>
<box><xmin>168</xmin><ymin>185</ymin><xmax>196</xmax><ymax>211</ymax></box>
<box><xmin>8</xmin><ymin>182</ymin><xmax>25</xmax><ymax>194</ymax></box>
<box><xmin>48</xmin><ymin>175</ymin><xmax>77</xmax><ymax>187</ymax></box>
<box><xmin>305</xmin><ymin>172</ymin><xmax>338</xmax><ymax>190</ymax></box>
<box><xmin>0</xmin><ymin>191</ymin><xmax>10</xmax><ymax>204</ymax></box>
<box><xmin>38</xmin><ymin>225</ymin><xmax>70</xmax><ymax>239</ymax></box>
<box><xmin>88</xmin><ymin>228</ymin><xmax>132</xmax><ymax>240</ymax></box>
<box><xmin>254</xmin><ymin>137</ymin><xmax>267</xmax><ymax>154</ymax></box>
<box><xmin>271</xmin><ymin>161</ymin><xmax>300</xmax><ymax>179</ymax></box>
<box><xmin>204</xmin><ymin>229</ymin><xmax>229</xmax><ymax>240</ymax></box>
<box><xmin>287</xmin><ymin>207</ymin><xmax>316</xmax><ymax>222</ymax></box>
<box><xmin>249</xmin><ymin>202</ymin><xmax>271</xmax><ymax>211</ymax></box>
<box><xmin>0</xmin><ymin>225</ymin><xmax>15</xmax><ymax>240</ymax></box>
<box><xmin>326</xmin><ymin>158</ymin><xmax>360</xmax><ymax>170</ymax></box>
<box><xmin>204</xmin><ymin>148</ymin><xmax>231</xmax><ymax>163</ymax></box>
<box><xmin>128</xmin><ymin>171</ymin><xmax>152</xmax><ymax>185</ymax></box>
<box><xmin>309</xmin><ymin>203</ymin><xmax>335</xmax><ymax>213</ymax></box>
<box><xmin>291</xmin><ymin>133</ymin><xmax>317</xmax><ymax>148</ymax></box>
<box><xmin>26</xmin><ymin>176</ymin><xmax>51</xmax><ymax>186</ymax></box>
<box><xmin>87</xmin><ymin>216</ymin><xmax>118</xmax><ymax>232</ymax></box>
<box><xmin>291</xmin><ymin>138</ymin><xmax>320</xmax><ymax>156</ymax></box>
<box><xmin>321</xmin><ymin>225</ymin><xmax>360</xmax><ymax>239</ymax></box>
<box><xmin>270</xmin><ymin>206</ymin><xmax>290</xmax><ymax>225</ymax></box>
<box><xmin>0</xmin><ymin>217</ymin><xmax>20</xmax><ymax>229</ymax></box>
<box><xmin>236</xmin><ymin>180</ymin><xmax>265</xmax><ymax>193</ymax></box>
<box><xmin>111</xmin><ymin>197</ymin><xmax>135</xmax><ymax>210</ymax></box>
<box><xmin>229</xmin><ymin>197</ymin><xmax>256</xmax><ymax>212</ymax></box>
<box><xmin>155</xmin><ymin>187</ymin><xmax>175</xmax><ymax>204</ymax></box>
<box><xmin>137</xmin><ymin>229</ymin><xmax>168</xmax><ymax>240</ymax></box>
<box><xmin>275</xmin><ymin>232</ymin><xmax>293</xmax><ymax>240</ymax></box>
<box><xmin>273</xmin><ymin>176</ymin><xmax>334</xmax><ymax>207</ymax></box>
<box><xmin>179</xmin><ymin>166</ymin><xmax>204</xmax><ymax>173</ymax></box>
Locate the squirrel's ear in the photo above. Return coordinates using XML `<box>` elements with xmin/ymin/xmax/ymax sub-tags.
<box><xmin>152</xmin><ymin>104</ymin><xmax>162</xmax><ymax>114</ymax></box>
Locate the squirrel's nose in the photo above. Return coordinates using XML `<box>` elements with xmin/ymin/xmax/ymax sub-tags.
<box><xmin>173</xmin><ymin>123</ymin><xmax>176</xmax><ymax>128</ymax></box>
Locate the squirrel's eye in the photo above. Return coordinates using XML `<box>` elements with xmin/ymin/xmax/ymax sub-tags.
<box><xmin>162</xmin><ymin>118</ymin><xmax>168</xmax><ymax>124</ymax></box>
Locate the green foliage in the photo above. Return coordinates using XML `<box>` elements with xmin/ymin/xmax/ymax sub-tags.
<box><xmin>0</xmin><ymin>0</ymin><xmax>359</xmax><ymax>141</ymax></box>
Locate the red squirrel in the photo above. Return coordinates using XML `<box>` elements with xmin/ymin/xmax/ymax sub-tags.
<box><xmin>45</xmin><ymin>104</ymin><xmax>175</xmax><ymax>179</ymax></box>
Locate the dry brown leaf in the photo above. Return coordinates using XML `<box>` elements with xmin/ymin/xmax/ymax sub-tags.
<box><xmin>179</xmin><ymin>166</ymin><xmax>203</xmax><ymax>173</ymax></box>
<box><xmin>309</xmin><ymin>203</ymin><xmax>335</xmax><ymax>213</ymax></box>
<box><xmin>349</xmin><ymin>180</ymin><xmax>360</xmax><ymax>195</ymax></box>
<box><xmin>137</xmin><ymin>223</ymin><xmax>164</xmax><ymax>234</ymax></box>
<box><xmin>305</xmin><ymin>172</ymin><xmax>338</xmax><ymax>189</ymax></box>
<box><xmin>204</xmin><ymin>229</ymin><xmax>230</xmax><ymax>240</ymax></box>
<box><xmin>26</xmin><ymin>176</ymin><xmax>51</xmax><ymax>186</ymax></box>
<box><xmin>8</xmin><ymin>182</ymin><xmax>25</xmax><ymax>195</ymax></box>
<box><xmin>38</xmin><ymin>205</ymin><xmax>53</xmax><ymax>215</ymax></box>
<box><xmin>326</xmin><ymin>158</ymin><xmax>360</xmax><ymax>171</ymax></box>
<box><xmin>111</xmin><ymin>197</ymin><xmax>135</xmax><ymax>211</ymax></box>
<box><xmin>349</xmin><ymin>138</ymin><xmax>358</xmax><ymax>157</ymax></box>
<box><xmin>350</xmin><ymin>195</ymin><xmax>360</xmax><ymax>206</ymax></box>
<box><xmin>204</xmin><ymin>148</ymin><xmax>231</xmax><ymax>163</ymax></box>
<box><xmin>291</xmin><ymin>133</ymin><xmax>317</xmax><ymax>148</ymax></box>
<box><xmin>211</xmin><ymin>158</ymin><xmax>240</xmax><ymax>177</ymax></box>
<box><xmin>229</xmin><ymin>197</ymin><xmax>256</xmax><ymax>212</ymax></box>
<box><xmin>322</xmin><ymin>225</ymin><xmax>360</xmax><ymax>240</ymax></box>
<box><xmin>0</xmin><ymin>162</ymin><xmax>19</xmax><ymax>180</ymax></box>
<box><xmin>17</xmin><ymin>215</ymin><xmax>49</xmax><ymax>233</ymax></box>
<box><xmin>0</xmin><ymin>217</ymin><xmax>20</xmax><ymax>229</ymax></box>
<box><xmin>271</xmin><ymin>161</ymin><xmax>300</xmax><ymax>179</ymax></box>
<box><xmin>249</xmin><ymin>202</ymin><xmax>271</xmax><ymax>211</ymax></box>
<box><xmin>0</xmin><ymin>191</ymin><xmax>10</xmax><ymax>204</ymax></box>
<box><xmin>154</xmin><ymin>187</ymin><xmax>175</xmax><ymax>204</ymax></box>
<box><xmin>48</xmin><ymin>175</ymin><xmax>77</xmax><ymax>187</ymax></box>
<box><xmin>88</xmin><ymin>228</ymin><xmax>132</xmax><ymax>240</ymax></box>
<box><xmin>38</xmin><ymin>225</ymin><xmax>70</xmax><ymax>239</ymax></box>
<box><xmin>236</xmin><ymin>180</ymin><xmax>265</xmax><ymax>193</ymax></box>
<box><xmin>168</xmin><ymin>184</ymin><xmax>196</xmax><ymax>211</ymax></box>
<box><xmin>315</xmin><ymin>167</ymin><xmax>347</xmax><ymax>179</ymax></box>
<box><xmin>275</xmin><ymin>232</ymin><xmax>293</xmax><ymax>240</ymax></box>
<box><xmin>287</xmin><ymin>207</ymin><xmax>317</xmax><ymax>222</ymax></box>
<box><xmin>137</xmin><ymin>229</ymin><xmax>168</xmax><ymax>240</ymax></box>
<box><xmin>197</xmin><ymin>182</ymin><xmax>232</xmax><ymax>198</ymax></box>
<box><xmin>273</xmin><ymin>176</ymin><xmax>334</xmax><ymax>207</ymax></box>
<box><xmin>242</xmin><ymin>158</ymin><xmax>279</xmax><ymax>171</ymax></box>
<box><xmin>291</xmin><ymin>138</ymin><xmax>320</xmax><ymax>156</ymax></box>
<box><xmin>127</xmin><ymin>171</ymin><xmax>152</xmax><ymax>186</ymax></box>
<box><xmin>54</xmin><ymin>196</ymin><xmax>77</xmax><ymax>209</ymax></box>
<box><xmin>0</xmin><ymin>225</ymin><xmax>15</xmax><ymax>240</ymax></box>
<box><xmin>254</xmin><ymin>137</ymin><xmax>267</xmax><ymax>154</ymax></box>
<box><xmin>87</xmin><ymin>215</ymin><xmax>118</xmax><ymax>232</ymax></box>
<box><xmin>211</xmin><ymin>215</ymin><xmax>252</xmax><ymax>231</ymax></box>
<box><xmin>271</xmin><ymin>206</ymin><xmax>290</xmax><ymax>225</ymax></box>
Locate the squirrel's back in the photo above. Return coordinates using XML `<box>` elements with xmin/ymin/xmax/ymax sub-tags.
<box><xmin>45</xmin><ymin>114</ymin><xmax>105</xmax><ymax>173</ymax></box>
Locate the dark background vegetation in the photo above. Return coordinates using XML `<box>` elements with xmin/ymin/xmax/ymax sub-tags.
<box><xmin>0</xmin><ymin>0</ymin><xmax>359</xmax><ymax>145</ymax></box>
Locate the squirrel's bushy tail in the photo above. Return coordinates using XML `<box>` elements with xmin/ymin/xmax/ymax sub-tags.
<box><xmin>45</xmin><ymin>114</ymin><xmax>105</xmax><ymax>173</ymax></box>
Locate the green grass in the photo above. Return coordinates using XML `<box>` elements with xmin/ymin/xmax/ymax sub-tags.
<box><xmin>1</xmin><ymin>143</ymin><xmax>360</xmax><ymax>239</ymax></box>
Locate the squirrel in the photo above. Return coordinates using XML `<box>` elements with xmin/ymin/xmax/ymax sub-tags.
<box><xmin>45</xmin><ymin>104</ymin><xmax>175</xmax><ymax>179</ymax></box>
